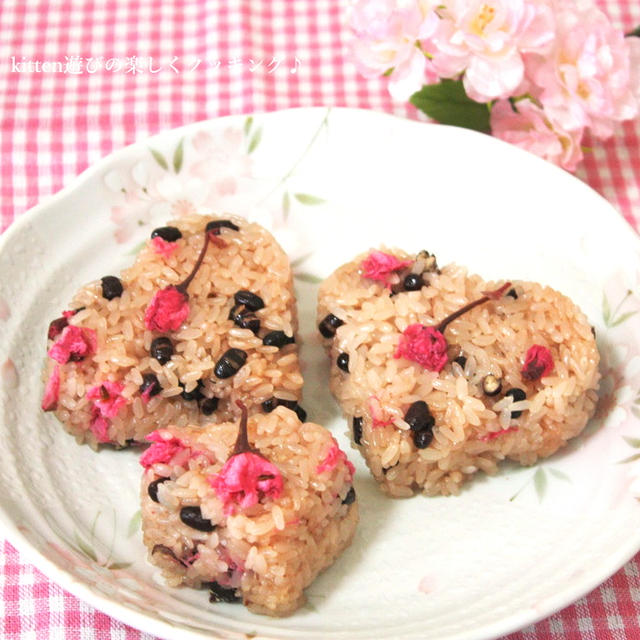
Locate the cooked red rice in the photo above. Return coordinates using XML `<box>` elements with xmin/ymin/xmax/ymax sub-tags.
<box><xmin>317</xmin><ymin>249</ymin><xmax>600</xmax><ymax>497</ymax></box>
<box><xmin>140</xmin><ymin>406</ymin><xmax>358</xmax><ymax>616</ymax></box>
<box><xmin>42</xmin><ymin>214</ymin><xmax>303</xmax><ymax>448</ymax></box>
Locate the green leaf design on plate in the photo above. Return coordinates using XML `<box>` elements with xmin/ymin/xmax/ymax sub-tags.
<box><xmin>611</xmin><ymin>310</ymin><xmax>638</xmax><ymax>327</ymax></box>
<box><xmin>549</xmin><ymin>468</ymin><xmax>570</xmax><ymax>482</ymax></box>
<box><xmin>107</xmin><ymin>561</ymin><xmax>133</xmax><ymax>570</ymax></box>
<box><xmin>602</xmin><ymin>292</ymin><xmax>611</xmax><ymax>325</ymax></box>
<box><xmin>623</xmin><ymin>436</ymin><xmax>640</xmax><ymax>448</ymax></box>
<box><xmin>173</xmin><ymin>138</ymin><xmax>184</xmax><ymax>173</ymax></box>
<box><xmin>243</xmin><ymin>116</ymin><xmax>254</xmax><ymax>136</ymax></box>
<box><xmin>294</xmin><ymin>272</ymin><xmax>323</xmax><ymax>284</ymax></box>
<box><xmin>127</xmin><ymin>510</ymin><xmax>142</xmax><ymax>538</ymax></box>
<box><xmin>74</xmin><ymin>532</ymin><xmax>98</xmax><ymax>562</ymax></box>
<box><xmin>293</xmin><ymin>193</ymin><xmax>326</xmax><ymax>206</ymax></box>
<box><xmin>290</xmin><ymin>253</ymin><xmax>312</xmax><ymax>269</ymax></box>
<box><xmin>410</xmin><ymin>80</ymin><xmax>491</xmax><ymax>133</ymax></box>
<box><xmin>282</xmin><ymin>191</ymin><xmax>290</xmax><ymax>221</ymax></box>
<box><xmin>150</xmin><ymin>148</ymin><xmax>169</xmax><ymax>171</ymax></box>
<box><xmin>533</xmin><ymin>467</ymin><xmax>547</xmax><ymax>502</ymax></box>
<box><xmin>619</xmin><ymin>452</ymin><xmax>640</xmax><ymax>464</ymax></box>
<box><xmin>248</xmin><ymin>127</ymin><xmax>262</xmax><ymax>154</ymax></box>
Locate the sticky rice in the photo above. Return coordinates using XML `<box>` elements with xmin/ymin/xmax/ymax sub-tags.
<box><xmin>42</xmin><ymin>214</ymin><xmax>303</xmax><ymax>448</ymax></box>
<box><xmin>317</xmin><ymin>248</ymin><xmax>600</xmax><ymax>497</ymax></box>
<box><xmin>140</xmin><ymin>406</ymin><xmax>358</xmax><ymax>616</ymax></box>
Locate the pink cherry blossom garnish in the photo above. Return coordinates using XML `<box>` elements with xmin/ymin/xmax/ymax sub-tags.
<box><xmin>140</xmin><ymin>430</ymin><xmax>187</xmax><ymax>468</ymax></box>
<box><xmin>367</xmin><ymin>395</ymin><xmax>394</xmax><ymax>428</ymax></box>
<box><xmin>361</xmin><ymin>250</ymin><xmax>412</xmax><ymax>287</ymax></box>
<box><xmin>86</xmin><ymin>381</ymin><xmax>127</xmax><ymax>418</ymax></box>
<box><xmin>521</xmin><ymin>344</ymin><xmax>554</xmax><ymax>381</ymax></box>
<box><xmin>47</xmin><ymin>309</ymin><xmax>82</xmax><ymax>341</ymax></box>
<box><xmin>316</xmin><ymin>439</ymin><xmax>355</xmax><ymax>480</ymax></box>
<box><xmin>209</xmin><ymin>401</ymin><xmax>283</xmax><ymax>515</ymax></box>
<box><xmin>151</xmin><ymin>236</ymin><xmax>179</xmax><ymax>258</ymax></box>
<box><xmin>395</xmin><ymin>282</ymin><xmax>512</xmax><ymax>372</ymax></box>
<box><xmin>89</xmin><ymin>406</ymin><xmax>111</xmax><ymax>443</ymax></box>
<box><xmin>479</xmin><ymin>426</ymin><xmax>519</xmax><ymax>442</ymax></box>
<box><xmin>41</xmin><ymin>365</ymin><xmax>61</xmax><ymax>411</ymax></box>
<box><xmin>144</xmin><ymin>227</ymin><xmax>219</xmax><ymax>332</ymax></box>
<box><xmin>395</xmin><ymin>324</ymin><xmax>449</xmax><ymax>372</ymax></box>
<box><xmin>144</xmin><ymin>286</ymin><xmax>190</xmax><ymax>332</ymax></box>
<box><xmin>48</xmin><ymin>325</ymin><xmax>97</xmax><ymax>364</ymax></box>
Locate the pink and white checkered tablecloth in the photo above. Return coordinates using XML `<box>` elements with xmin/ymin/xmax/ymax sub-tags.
<box><xmin>1</xmin><ymin>1</ymin><xmax>639</xmax><ymax>638</ymax></box>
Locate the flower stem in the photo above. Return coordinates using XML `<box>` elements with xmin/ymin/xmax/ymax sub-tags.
<box><xmin>437</xmin><ymin>282</ymin><xmax>511</xmax><ymax>333</ymax></box>
<box><xmin>176</xmin><ymin>230</ymin><xmax>210</xmax><ymax>294</ymax></box>
<box><xmin>232</xmin><ymin>400</ymin><xmax>256</xmax><ymax>456</ymax></box>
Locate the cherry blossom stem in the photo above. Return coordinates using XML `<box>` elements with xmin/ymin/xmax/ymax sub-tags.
<box><xmin>232</xmin><ymin>400</ymin><xmax>254</xmax><ymax>456</ymax></box>
<box><xmin>437</xmin><ymin>282</ymin><xmax>511</xmax><ymax>333</ymax></box>
<box><xmin>176</xmin><ymin>231</ymin><xmax>210</xmax><ymax>294</ymax></box>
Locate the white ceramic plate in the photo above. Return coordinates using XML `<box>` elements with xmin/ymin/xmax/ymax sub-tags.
<box><xmin>1</xmin><ymin>108</ymin><xmax>640</xmax><ymax>640</ymax></box>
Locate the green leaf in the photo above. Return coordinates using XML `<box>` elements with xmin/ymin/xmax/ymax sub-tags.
<box><xmin>282</xmin><ymin>191</ymin><xmax>290</xmax><ymax>221</ymax></box>
<box><xmin>602</xmin><ymin>292</ymin><xmax>611</xmax><ymax>326</ymax></box>
<box><xmin>549</xmin><ymin>468</ymin><xmax>570</xmax><ymax>482</ymax></box>
<box><xmin>533</xmin><ymin>467</ymin><xmax>547</xmax><ymax>502</ymax></box>
<box><xmin>107</xmin><ymin>561</ymin><xmax>132</xmax><ymax>570</ymax></box>
<box><xmin>248</xmin><ymin>127</ymin><xmax>262</xmax><ymax>154</ymax></box>
<box><xmin>618</xmin><ymin>452</ymin><xmax>640</xmax><ymax>464</ymax></box>
<box><xmin>611</xmin><ymin>310</ymin><xmax>638</xmax><ymax>327</ymax></box>
<box><xmin>173</xmin><ymin>138</ymin><xmax>184</xmax><ymax>173</ymax></box>
<box><xmin>409</xmin><ymin>79</ymin><xmax>491</xmax><ymax>133</ymax></box>
<box><xmin>626</xmin><ymin>26</ymin><xmax>640</xmax><ymax>38</ymax></box>
<box><xmin>623</xmin><ymin>436</ymin><xmax>640</xmax><ymax>448</ymax></box>
<box><xmin>127</xmin><ymin>510</ymin><xmax>142</xmax><ymax>538</ymax></box>
<box><xmin>74</xmin><ymin>533</ymin><xmax>97</xmax><ymax>562</ymax></box>
<box><xmin>294</xmin><ymin>272</ymin><xmax>323</xmax><ymax>284</ymax></box>
<box><xmin>243</xmin><ymin>116</ymin><xmax>253</xmax><ymax>136</ymax></box>
<box><xmin>293</xmin><ymin>193</ymin><xmax>326</xmax><ymax>206</ymax></box>
<box><xmin>149</xmin><ymin>148</ymin><xmax>169</xmax><ymax>171</ymax></box>
<box><xmin>290</xmin><ymin>253</ymin><xmax>312</xmax><ymax>269</ymax></box>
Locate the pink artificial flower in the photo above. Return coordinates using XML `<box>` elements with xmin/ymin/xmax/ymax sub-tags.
<box><xmin>41</xmin><ymin>366</ymin><xmax>60</xmax><ymax>411</ymax></box>
<box><xmin>317</xmin><ymin>440</ymin><xmax>356</xmax><ymax>480</ymax></box>
<box><xmin>140</xmin><ymin>430</ymin><xmax>186</xmax><ymax>468</ymax></box>
<box><xmin>89</xmin><ymin>407</ymin><xmax>111</xmax><ymax>444</ymax></box>
<box><xmin>521</xmin><ymin>344</ymin><xmax>554</xmax><ymax>380</ymax></box>
<box><xmin>48</xmin><ymin>325</ymin><xmax>97</xmax><ymax>364</ymax></box>
<box><xmin>86</xmin><ymin>381</ymin><xmax>127</xmax><ymax>419</ymax></box>
<box><xmin>209</xmin><ymin>452</ymin><xmax>283</xmax><ymax>515</ymax></box>
<box><xmin>151</xmin><ymin>236</ymin><xmax>179</xmax><ymax>258</ymax></box>
<box><xmin>490</xmin><ymin>98</ymin><xmax>584</xmax><ymax>171</ymax></box>
<box><xmin>627</xmin><ymin>36</ymin><xmax>640</xmax><ymax>106</ymax></box>
<box><xmin>361</xmin><ymin>250</ymin><xmax>412</xmax><ymax>286</ymax></box>
<box><xmin>529</xmin><ymin>3</ymin><xmax>638</xmax><ymax>138</ymax></box>
<box><xmin>394</xmin><ymin>323</ymin><xmax>448</xmax><ymax>372</ymax></box>
<box><xmin>144</xmin><ymin>286</ymin><xmax>190</xmax><ymax>332</ymax></box>
<box><xmin>430</xmin><ymin>0</ymin><xmax>555</xmax><ymax>101</ymax></box>
<box><xmin>349</xmin><ymin>0</ymin><xmax>439</xmax><ymax>100</ymax></box>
